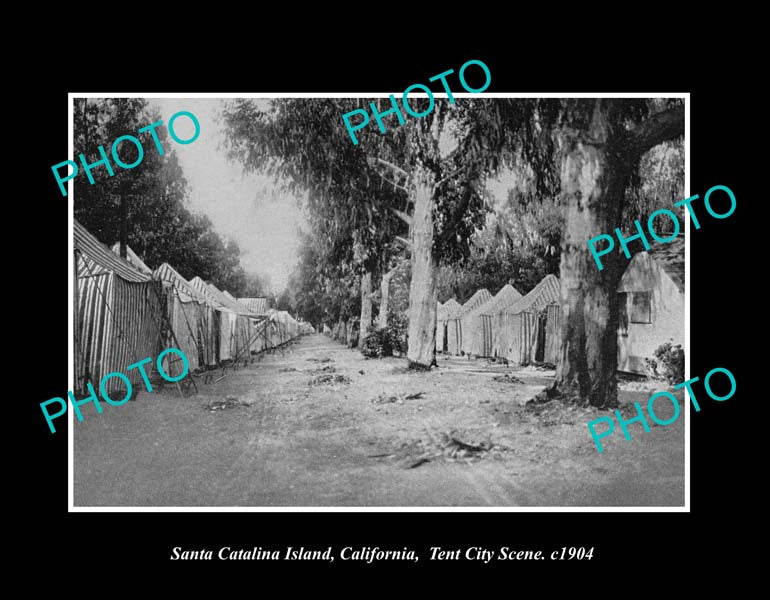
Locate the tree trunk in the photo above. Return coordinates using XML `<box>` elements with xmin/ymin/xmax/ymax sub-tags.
<box><xmin>360</xmin><ymin>271</ymin><xmax>373</xmax><ymax>340</ymax></box>
<box><xmin>547</xmin><ymin>105</ymin><xmax>629</xmax><ymax>409</ymax></box>
<box><xmin>347</xmin><ymin>318</ymin><xmax>359</xmax><ymax>348</ymax></box>
<box><xmin>377</xmin><ymin>269</ymin><xmax>395</xmax><ymax>329</ymax></box>
<box><xmin>406</xmin><ymin>169</ymin><xmax>438</xmax><ymax>369</ymax></box>
<box><xmin>541</xmin><ymin>102</ymin><xmax>684</xmax><ymax>409</ymax></box>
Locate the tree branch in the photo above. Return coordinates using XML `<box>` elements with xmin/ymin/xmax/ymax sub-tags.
<box><xmin>390</xmin><ymin>207</ymin><xmax>413</xmax><ymax>227</ymax></box>
<box><xmin>394</xmin><ymin>236</ymin><xmax>412</xmax><ymax>248</ymax></box>
<box><xmin>371</xmin><ymin>157</ymin><xmax>409</xmax><ymax>179</ymax></box>
<box><xmin>626</xmin><ymin>105</ymin><xmax>684</xmax><ymax>159</ymax></box>
<box><xmin>367</xmin><ymin>156</ymin><xmax>410</xmax><ymax>193</ymax></box>
<box><xmin>434</xmin><ymin>164</ymin><xmax>467</xmax><ymax>190</ymax></box>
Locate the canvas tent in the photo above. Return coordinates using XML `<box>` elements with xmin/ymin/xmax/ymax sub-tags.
<box><xmin>268</xmin><ymin>309</ymin><xmax>301</xmax><ymax>345</ymax></box>
<box><xmin>461</xmin><ymin>284</ymin><xmax>523</xmax><ymax>357</ymax></box>
<box><xmin>445</xmin><ymin>289</ymin><xmax>492</xmax><ymax>355</ymax></box>
<box><xmin>153</xmin><ymin>262</ymin><xmax>221</xmax><ymax>372</ymax></box>
<box><xmin>74</xmin><ymin>220</ymin><xmax>164</xmax><ymax>395</ymax></box>
<box><xmin>436</xmin><ymin>299</ymin><xmax>460</xmax><ymax>354</ymax></box>
<box><xmin>189</xmin><ymin>277</ymin><xmax>262</xmax><ymax>363</ymax></box>
<box><xmin>110</xmin><ymin>243</ymin><xmax>154</xmax><ymax>275</ymax></box>
<box><xmin>238</xmin><ymin>297</ymin><xmax>269</xmax><ymax>315</ymax></box>
<box><xmin>617</xmin><ymin>236</ymin><xmax>684</xmax><ymax>374</ymax></box>
<box><xmin>498</xmin><ymin>274</ymin><xmax>561</xmax><ymax>364</ymax></box>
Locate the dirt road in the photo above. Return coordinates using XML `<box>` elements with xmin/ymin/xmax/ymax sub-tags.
<box><xmin>74</xmin><ymin>334</ymin><xmax>685</xmax><ymax>507</ymax></box>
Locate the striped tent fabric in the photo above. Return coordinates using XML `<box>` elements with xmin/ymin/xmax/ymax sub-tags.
<box><xmin>189</xmin><ymin>277</ymin><xmax>236</xmax><ymax>361</ymax></box>
<box><xmin>543</xmin><ymin>303</ymin><xmax>561</xmax><ymax>365</ymax></box>
<box><xmin>153</xmin><ymin>263</ymin><xmax>216</xmax><ymax>374</ymax></box>
<box><xmin>110</xmin><ymin>243</ymin><xmax>154</xmax><ymax>275</ymax></box>
<box><xmin>436</xmin><ymin>299</ymin><xmax>460</xmax><ymax>354</ymax></box>
<box><xmin>237</xmin><ymin>297</ymin><xmax>272</xmax><ymax>352</ymax></box>
<box><xmin>238</xmin><ymin>297</ymin><xmax>269</xmax><ymax>316</ymax></box>
<box><xmin>461</xmin><ymin>284</ymin><xmax>522</xmax><ymax>357</ymax></box>
<box><xmin>208</xmin><ymin>283</ymin><xmax>261</xmax><ymax>361</ymax></box>
<box><xmin>498</xmin><ymin>274</ymin><xmax>561</xmax><ymax>364</ymax></box>
<box><xmin>189</xmin><ymin>277</ymin><xmax>264</xmax><ymax>363</ymax></box>
<box><xmin>74</xmin><ymin>220</ymin><xmax>163</xmax><ymax>396</ymax></box>
<box><xmin>446</xmin><ymin>289</ymin><xmax>492</xmax><ymax>355</ymax></box>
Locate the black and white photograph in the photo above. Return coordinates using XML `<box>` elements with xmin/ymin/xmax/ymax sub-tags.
<box><xmin>70</xmin><ymin>94</ymin><xmax>687</xmax><ymax>508</ymax></box>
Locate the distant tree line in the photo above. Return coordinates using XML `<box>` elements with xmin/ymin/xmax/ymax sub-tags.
<box><xmin>73</xmin><ymin>98</ymin><xmax>257</xmax><ymax>297</ymax></box>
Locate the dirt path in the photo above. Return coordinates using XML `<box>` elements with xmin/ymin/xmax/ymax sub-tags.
<box><xmin>74</xmin><ymin>334</ymin><xmax>684</xmax><ymax>507</ymax></box>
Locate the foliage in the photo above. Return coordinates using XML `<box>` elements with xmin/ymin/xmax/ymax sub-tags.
<box><xmin>73</xmin><ymin>98</ymin><xmax>249</xmax><ymax>295</ymax></box>
<box><xmin>243</xmin><ymin>272</ymin><xmax>272</xmax><ymax>298</ymax></box>
<box><xmin>386</xmin><ymin>311</ymin><xmax>408</xmax><ymax>356</ymax></box>
<box><xmin>360</xmin><ymin>328</ymin><xmax>388</xmax><ymax>358</ymax></box>
<box><xmin>359</xmin><ymin>312</ymin><xmax>407</xmax><ymax>359</ymax></box>
<box><xmin>644</xmin><ymin>342</ymin><xmax>685</xmax><ymax>384</ymax></box>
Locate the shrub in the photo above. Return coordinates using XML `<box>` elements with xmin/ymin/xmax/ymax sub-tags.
<box><xmin>359</xmin><ymin>312</ymin><xmax>408</xmax><ymax>358</ymax></box>
<box><xmin>360</xmin><ymin>328</ymin><xmax>389</xmax><ymax>358</ymax></box>
<box><xmin>386</xmin><ymin>312</ymin><xmax>408</xmax><ymax>355</ymax></box>
<box><xmin>645</xmin><ymin>342</ymin><xmax>685</xmax><ymax>383</ymax></box>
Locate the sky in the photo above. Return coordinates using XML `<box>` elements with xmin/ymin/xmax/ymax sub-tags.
<box><xmin>151</xmin><ymin>98</ymin><xmax>306</xmax><ymax>293</ymax></box>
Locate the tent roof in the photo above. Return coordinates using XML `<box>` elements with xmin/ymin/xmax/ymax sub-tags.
<box><xmin>447</xmin><ymin>288</ymin><xmax>492</xmax><ymax>319</ymax></box>
<box><xmin>238</xmin><ymin>298</ymin><xmax>269</xmax><ymax>315</ymax></box>
<box><xmin>110</xmin><ymin>243</ymin><xmax>153</xmax><ymax>275</ymax></box>
<box><xmin>437</xmin><ymin>298</ymin><xmax>461</xmax><ymax>319</ymax></box>
<box><xmin>74</xmin><ymin>219</ymin><xmax>152</xmax><ymax>283</ymax></box>
<box><xmin>269</xmin><ymin>309</ymin><xmax>298</xmax><ymax>324</ymax></box>
<box><xmin>503</xmin><ymin>274</ymin><xmax>561</xmax><ymax>315</ymax></box>
<box><xmin>154</xmin><ymin>263</ymin><xmax>211</xmax><ymax>304</ymax></box>
<box><xmin>647</xmin><ymin>236</ymin><xmax>685</xmax><ymax>293</ymax></box>
<box><xmin>473</xmin><ymin>283</ymin><xmax>523</xmax><ymax>316</ymax></box>
<box><xmin>189</xmin><ymin>277</ymin><xmax>232</xmax><ymax>310</ymax></box>
<box><xmin>203</xmin><ymin>280</ymin><xmax>259</xmax><ymax>316</ymax></box>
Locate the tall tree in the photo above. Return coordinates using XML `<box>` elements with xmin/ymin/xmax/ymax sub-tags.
<box><xmin>73</xmin><ymin>98</ymin><xmax>250</xmax><ymax>295</ymax></box>
<box><xmin>222</xmin><ymin>99</ymin><xmax>405</xmax><ymax>346</ymax></box>
<box><xmin>461</xmin><ymin>98</ymin><xmax>684</xmax><ymax>407</ymax></box>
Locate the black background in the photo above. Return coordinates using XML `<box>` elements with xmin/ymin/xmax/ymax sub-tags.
<box><xmin>24</xmin><ymin>33</ymin><xmax>751</xmax><ymax>585</ymax></box>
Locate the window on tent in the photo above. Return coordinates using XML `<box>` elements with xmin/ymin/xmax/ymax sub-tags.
<box><xmin>630</xmin><ymin>291</ymin><xmax>652</xmax><ymax>324</ymax></box>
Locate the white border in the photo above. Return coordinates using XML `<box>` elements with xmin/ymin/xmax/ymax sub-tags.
<box><xmin>68</xmin><ymin>92</ymin><xmax>690</xmax><ymax>513</ymax></box>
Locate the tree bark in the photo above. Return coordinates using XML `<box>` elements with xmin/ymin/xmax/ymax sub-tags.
<box><xmin>406</xmin><ymin>168</ymin><xmax>438</xmax><ymax>369</ymax></box>
<box><xmin>377</xmin><ymin>269</ymin><xmax>395</xmax><ymax>329</ymax></box>
<box><xmin>544</xmin><ymin>101</ymin><xmax>685</xmax><ymax>408</ymax></box>
<box><xmin>359</xmin><ymin>271</ymin><xmax>373</xmax><ymax>340</ymax></box>
<box><xmin>548</xmin><ymin>104</ymin><xmax>629</xmax><ymax>408</ymax></box>
<box><xmin>347</xmin><ymin>318</ymin><xmax>359</xmax><ymax>348</ymax></box>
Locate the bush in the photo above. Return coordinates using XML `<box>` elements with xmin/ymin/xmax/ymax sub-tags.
<box><xmin>644</xmin><ymin>342</ymin><xmax>684</xmax><ymax>383</ymax></box>
<box><xmin>360</xmin><ymin>328</ymin><xmax>390</xmax><ymax>358</ymax></box>
<box><xmin>359</xmin><ymin>312</ymin><xmax>408</xmax><ymax>358</ymax></box>
<box><xmin>386</xmin><ymin>312</ymin><xmax>408</xmax><ymax>356</ymax></box>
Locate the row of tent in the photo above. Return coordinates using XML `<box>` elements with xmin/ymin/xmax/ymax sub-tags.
<box><xmin>436</xmin><ymin>274</ymin><xmax>561</xmax><ymax>365</ymax></box>
<box><xmin>74</xmin><ymin>219</ymin><xmax>314</xmax><ymax>395</ymax></box>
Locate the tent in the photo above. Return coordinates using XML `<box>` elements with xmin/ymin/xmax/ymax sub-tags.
<box><xmin>110</xmin><ymin>243</ymin><xmax>154</xmax><ymax>275</ymax></box>
<box><xmin>445</xmin><ymin>289</ymin><xmax>492</xmax><ymax>355</ymax></box>
<box><xmin>461</xmin><ymin>284</ymin><xmax>522</xmax><ymax>357</ymax></box>
<box><xmin>74</xmin><ymin>220</ymin><xmax>164</xmax><ymax>395</ymax></box>
<box><xmin>236</xmin><ymin>297</ymin><xmax>274</xmax><ymax>352</ymax></box>
<box><xmin>238</xmin><ymin>297</ymin><xmax>269</xmax><ymax>315</ymax></box>
<box><xmin>189</xmin><ymin>277</ymin><xmax>261</xmax><ymax>363</ymax></box>
<box><xmin>436</xmin><ymin>299</ymin><xmax>460</xmax><ymax>353</ymax></box>
<box><xmin>153</xmin><ymin>263</ymin><xmax>219</xmax><ymax>373</ymax></box>
<box><xmin>498</xmin><ymin>274</ymin><xmax>561</xmax><ymax>364</ymax></box>
<box><xmin>268</xmin><ymin>309</ymin><xmax>301</xmax><ymax>346</ymax></box>
<box><xmin>617</xmin><ymin>236</ymin><xmax>684</xmax><ymax>374</ymax></box>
